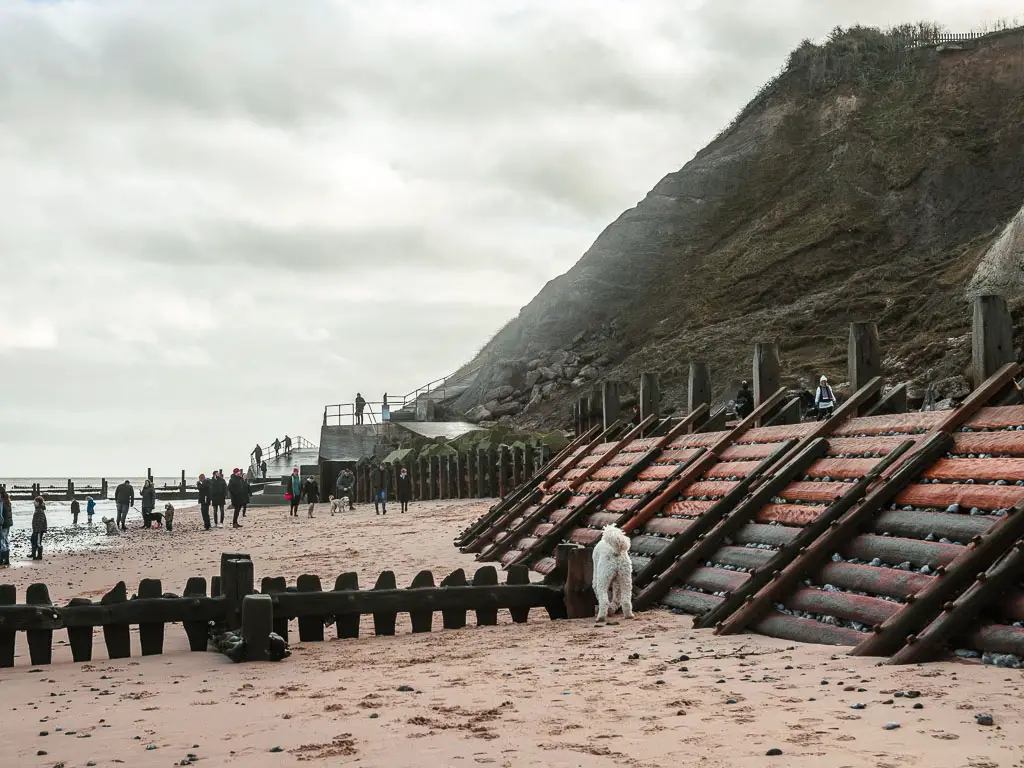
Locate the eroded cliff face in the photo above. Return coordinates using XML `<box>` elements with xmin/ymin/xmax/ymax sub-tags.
<box><xmin>457</xmin><ymin>28</ymin><xmax>1024</xmax><ymax>428</ymax></box>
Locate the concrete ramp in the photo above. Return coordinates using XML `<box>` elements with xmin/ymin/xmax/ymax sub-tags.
<box><xmin>319</xmin><ymin>424</ymin><xmax>382</xmax><ymax>462</ymax></box>
<box><xmin>393</xmin><ymin>421</ymin><xmax>484</xmax><ymax>441</ymax></box>
<box><xmin>261</xmin><ymin>448</ymin><xmax>320</xmax><ymax>477</ymax></box>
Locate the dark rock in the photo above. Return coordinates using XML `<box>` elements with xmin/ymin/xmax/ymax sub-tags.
<box><xmin>913</xmin><ymin>703</ymin><xmax>923</xmax><ymax>710</ymax></box>
<box><xmin>369</xmin><ymin>713</ymin><xmax>380</xmax><ymax>719</ymax></box>
<box><xmin>627</xmin><ymin>652</ymin><xmax>640</xmax><ymax>660</ymax></box>
<box><xmin>397</xmin><ymin>685</ymin><xmax>415</xmax><ymax>692</ymax></box>
<box><xmin>726</xmin><ymin>698</ymin><xmax>738</xmax><ymax>704</ymax></box>
<box><xmin>269</xmin><ymin>746</ymin><xmax>284</xmax><ymax>752</ymax></box>
<box><xmin>904</xmin><ymin>690</ymin><xmax>921</xmax><ymax>699</ymax></box>
<box><xmin>883</xmin><ymin>722</ymin><xmax>900</xmax><ymax>730</ymax></box>
<box><xmin>975</xmin><ymin>713</ymin><xmax>994</xmax><ymax>726</ymax></box>
<box><xmin>850</xmin><ymin>703</ymin><xmax>866</xmax><ymax>710</ymax></box>
<box><xmin>766</xmin><ymin>748</ymin><xmax>783</xmax><ymax>756</ymax></box>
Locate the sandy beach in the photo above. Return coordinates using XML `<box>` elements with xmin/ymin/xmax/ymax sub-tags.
<box><xmin>0</xmin><ymin>499</ymin><xmax>1021</xmax><ymax>768</ymax></box>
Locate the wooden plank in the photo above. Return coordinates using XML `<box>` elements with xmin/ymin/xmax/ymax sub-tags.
<box><xmin>542</xmin><ymin>421</ymin><xmax>625</xmax><ymax>491</ymax></box>
<box><xmin>408</xmin><ymin>570</ymin><xmax>435</xmax><ymax>633</ymax></box>
<box><xmin>505</xmin><ymin>565</ymin><xmax>532</xmax><ymax>623</ymax></box>
<box><xmin>714</xmin><ymin>432</ymin><xmax>952</xmax><ymax>637</ymax></box>
<box><xmin>865</xmin><ymin>383</ymin><xmax>908</xmax><ymax>418</ymax></box>
<box><xmin>260</xmin><ymin>576</ymin><xmax>289</xmax><ymax>644</ymax></box>
<box><xmin>472</xmin><ymin>566</ymin><xmax>500</xmax><ymax>626</ymax></box>
<box><xmin>296</xmin><ymin>574</ymin><xmax>324</xmax><ymax>642</ymax></box>
<box><xmin>137</xmin><ymin>578</ymin><xmax>164</xmax><ymax>656</ymax></box>
<box><xmin>889</xmin><ymin>541</ymin><xmax>1024</xmax><ymax>664</ymax></box>
<box><xmin>953</xmin><ymin>430</ymin><xmax>1024</xmax><ymax>455</ymax></box>
<box><xmin>851</xmin><ymin>500</ymin><xmax>1024</xmax><ymax>658</ymax></box>
<box><xmin>333</xmin><ymin>572</ymin><xmax>360</xmax><ymax>639</ymax></box>
<box><xmin>372</xmin><ymin>571</ymin><xmax>398</xmax><ymax>636</ymax></box>
<box><xmin>0</xmin><ymin>584</ymin><xmax>16</xmax><ymax>668</ymax></box>
<box><xmin>477</xmin><ymin>489</ymin><xmax>571</xmax><ymax>562</ymax></box>
<box><xmin>66</xmin><ymin>598</ymin><xmax>94</xmax><ymax>662</ymax></box>
<box><xmin>563</xmin><ymin>545</ymin><xmax>596</xmax><ymax>619</ymax></box>
<box><xmin>25</xmin><ymin>583</ymin><xmax>54</xmax><ymax>665</ymax></box>
<box><xmin>634</xmin><ymin>439</ymin><xmax>829</xmax><ymax>615</ymax></box>
<box><xmin>972</xmin><ymin>294</ymin><xmax>1015</xmax><ymax>392</ymax></box>
<box><xmin>695</xmin><ymin>440</ymin><xmax>912</xmax><ymax>629</ymax></box>
<box><xmin>183</xmin><ymin>577</ymin><xmax>210</xmax><ymax>651</ymax></box>
<box><xmin>922</xmin><ymin>458</ymin><xmax>1024</xmax><ymax>482</ymax></box>
<box><xmin>241</xmin><ymin>594</ymin><xmax>274</xmax><ymax>661</ymax></box>
<box><xmin>440</xmin><ymin>569</ymin><xmax>469</xmax><ymax>629</ymax></box>
<box><xmin>101</xmin><ymin>582</ymin><xmax>131</xmax><ymax>659</ymax></box>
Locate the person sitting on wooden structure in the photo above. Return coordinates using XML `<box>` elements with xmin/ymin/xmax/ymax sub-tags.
<box><xmin>734</xmin><ymin>380</ymin><xmax>754</xmax><ymax>419</ymax></box>
<box><xmin>397</xmin><ymin>466</ymin><xmax>412</xmax><ymax>513</ymax></box>
<box><xmin>814</xmin><ymin>375</ymin><xmax>837</xmax><ymax>420</ymax></box>
<box><xmin>30</xmin><ymin>496</ymin><xmax>47</xmax><ymax>561</ymax></box>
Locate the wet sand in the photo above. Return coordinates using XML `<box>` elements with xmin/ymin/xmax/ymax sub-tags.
<box><xmin>0</xmin><ymin>500</ymin><xmax>1021</xmax><ymax>767</ymax></box>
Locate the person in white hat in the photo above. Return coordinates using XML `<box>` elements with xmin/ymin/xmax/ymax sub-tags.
<box><xmin>814</xmin><ymin>375</ymin><xmax>836</xmax><ymax>420</ymax></box>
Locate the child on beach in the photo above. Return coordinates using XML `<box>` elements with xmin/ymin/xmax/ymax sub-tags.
<box><xmin>86</xmin><ymin>496</ymin><xmax>96</xmax><ymax>524</ymax></box>
<box><xmin>164</xmin><ymin>502</ymin><xmax>175</xmax><ymax>532</ymax></box>
<box><xmin>31</xmin><ymin>496</ymin><xmax>47</xmax><ymax>561</ymax></box>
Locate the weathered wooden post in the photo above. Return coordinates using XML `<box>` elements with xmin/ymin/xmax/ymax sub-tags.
<box><xmin>467</xmin><ymin>449</ymin><xmax>477</xmax><ymax>498</ymax></box>
<box><xmin>639</xmin><ymin>372</ymin><xmax>661</xmax><ymax>431</ymax></box>
<box><xmin>25</xmin><ymin>583</ymin><xmax>53</xmax><ymax>665</ymax></box>
<box><xmin>849</xmin><ymin>322</ymin><xmax>881</xmax><ymax>415</ymax></box>
<box><xmin>333</xmin><ymin>572</ymin><xmax>360</xmax><ymax>639</ymax></box>
<box><xmin>972</xmin><ymin>294</ymin><xmax>1014</xmax><ymax>389</ymax></box>
<box><xmin>602</xmin><ymin>380</ymin><xmax>621</xmax><ymax>430</ymax></box>
<box><xmin>66</xmin><ymin>598</ymin><xmax>93</xmax><ymax>662</ymax></box>
<box><xmin>419</xmin><ymin>456</ymin><xmax>429</xmax><ymax>501</ymax></box>
<box><xmin>137</xmin><ymin>578</ymin><xmax>164</xmax><ymax>656</ymax></box>
<box><xmin>558</xmin><ymin>544</ymin><xmax>596</xmax><ymax>619</ymax></box>
<box><xmin>296</xmin><ymin>574</ymin><xmax>324</xmax><ymax>641</ymax></box>
<box><xmin>101</xmin><ymin>582</ymin><xmax>131</xmax><ymax>659</ymax></box>
<box><xmin>498</xmin><ymin>445</ymin><xmax>511</xmax><ymax>500</ymax></box>
<box><xmin>477</xmin><ymin>447</ymin><xmax>488</xmax><ymax>498</ymax></box>
<box><xmin>221</xmin><ymin>554</ymin><xmax>254</xmax><ymax>631</ymax></box>
<box><xmin>512</xmin><ymin>444</ymin><xmax>524</xmax><ymax>488</ymax></box>
<box><xmin>101</xmin><ymin>478</ymin><xmax>108</xmax><ymax>499</ymax></box>
<box><xmin>0</xmin><ymin>584</ymin><xmax>15</xmax><ymax>668</ymax></box>
<box><xmin>67</xmin><ymin>479</ymin><xmax>73</xmax><ymax>499</ymax></box>
<box><xmin>687</xmin><ymin>362</ymin><xmax>712</xmax><ymax>429</ymax></box>
<box><xmin>180</xmin><ymin>470</ymin><xmax>186</xmax><ymax>494</ymax></box>
<box><xmin>241</xmin><ymin>594</ymin><xmax>274</xmax><ymax>661</ymax></box>
<box><xmin>524</xmin><ymin>443</ymin><xmax>535</xmax><ymax>481</ymax></box>
<box><xmin>753</xmin><ymin>342</ymin><xmax>781</xmax><ymax>411</ymax></box>
<box><xmin>183</xmin><ymin>577</ymin><xmax>210</xmax><ymax>650</ymax></box>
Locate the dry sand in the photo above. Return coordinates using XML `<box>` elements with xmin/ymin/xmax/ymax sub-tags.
<box><xmin>0</xmin><ymin>499</ymin><xmax>1021</xmax><ymax>767</ymax></box>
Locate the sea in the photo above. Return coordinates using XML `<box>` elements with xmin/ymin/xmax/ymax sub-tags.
<box><xmin>1</xmin><ymin>476</ymin><xmax>198</xmax><ymax>563</ymax></box>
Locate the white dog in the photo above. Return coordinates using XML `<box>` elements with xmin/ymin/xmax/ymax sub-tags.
<box><xmin>592</xmin><ymin>525</ymin><xmax>634</xmax><ymax>623</ymax></box>
<box><xmin>101</xmin><ymin>516</ymin><xmax>120</xmax><ymax>536</ymax></box>
<box><xmin>329</xmin><ymin>495</ymin><xmax>349</xmax><ymax>515</ymax></box>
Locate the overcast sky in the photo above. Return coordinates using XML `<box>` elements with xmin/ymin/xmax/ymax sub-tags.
<box><xmin>1</xmin><ymin>0</ymin><xmax>1019</xmax><ymax>477</ymax></box>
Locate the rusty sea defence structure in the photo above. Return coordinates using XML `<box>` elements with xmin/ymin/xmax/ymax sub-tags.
<box><xmin>458</xmin><ymin>294</ymin><xmax>1024</xmax><ymax>665</ymax></box>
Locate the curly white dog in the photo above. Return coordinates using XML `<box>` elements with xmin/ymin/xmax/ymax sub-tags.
<box><xmin>592</xmin><ymin>524</ymin><xmax>634</xmax><ymax>623</ymax></box>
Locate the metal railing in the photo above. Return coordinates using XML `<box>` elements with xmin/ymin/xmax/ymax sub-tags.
<box><xmin>322</xmin><ymin>402</ymin><xmax>385</xmax><ymax>428</ymax></box>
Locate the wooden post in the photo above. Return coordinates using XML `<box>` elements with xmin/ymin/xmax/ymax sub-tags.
<box><xmin>66</xmin><ymin>598</ymin><xmax>93</xmax><ymax>662</ymax></box>
<box><xmin>419</xmin><ymin>456</ymin><xmax>428</xmax><ymax>501</ymax></box>
<box><xmin>506</xmin><ymin>566</ymin><xmax>532</xmax><ymax>623</ymax></box>
<box><xmin>296</xmin><ymin>574</ymin><xmax>324</xmax><ymax>641</ymax></box>
<box><xmin>440</xmin><ymin>569</ymin><xmax>468</xmax><ymax>629</ymax></box>
<box><xmin>333</xmin><ymin>572</ymin><xmax>360</xmax><ymax>639</ymax></box>
<box><xmin>101</xmin><ymin>582</ymin><xmax>131</xmax><ymax>659</ymax></box>
<box><xmin>476</xmin><ymin>448</ymin><xmax>488</xmax><ymax>498</ymax></box>
<box><xmin>222</xmin><ymin>557</ymin><xmax>254</xmax><ymax>631</ymax></box>
<box><xmin>764</xmin><ymin>397</ymin><xmax>802</xmax><ymax>426</ymax></box>
<box><xmin>639</xmin><ymin>372</ymin><xmax>661</xmax><ymax>427</ymax></box>
<box><xmin>523</xmin><ymin>443</ymin><xmax>535</xmax><ymax>481</ymax></box>
<box><xmin>25</xmin><ymin>583</ymin><xmax>53</xmax><ymax>665</ymax></box>
<box><xmin>101</xmin><ymin>478</ymin><xmax>108</xmax><ymax>499</ymax></box>
<box><xmin>849</xmin><ymin>322</ymin><xmax>881</xmax><ymax>415</ymax></box>
<box><xmin>472</xmin><ymin>566</ymin><xmax>499</xmax><ymax>626</ymax></box>
<box><xmin>0</xmin><ymin>584</ymin><xmax>14</xmax><ymax>668</ymax></box>
<box><xmin>467</xmin><ymin>450</ymin><xmax>477</xmax><ymax>498</ymax></box>
<box><xmin>562</xmin><ymin>545</ymin><xmax>596</xmax><ymax>619</ymax></box>
<box><xmin>137</xmin><ymin>578</ymin><xmax>164</xmax><ymax>655</ymax></box>
<box><xmin>372</xmin><ymin>571</ymin><xmax>398</xmax><ymax>636</ymax></box>
<box><xmin>183</xmin><ymin>577</ymin><xmax>210</xmax><ymax>650</ymax></box>
<box><xmin>431</xmin><ymin>456</ymin><xmax>441</xmax><ymax>500</ymax></box>
<box><xmin>601</xmin><ymin>380</ymin><xmax>621</xmax><ymax>431</ymax></box>
<box><xmin>972</xmin><ymin>294</ymin><xmax>1014</xmax><ymax>390</ymax></box>
<box><xmin>147</xmin><ymin>467</ymin><xmax>152</xmax><ymax>482</ymax></box>
<box><xmin>753</xmin><ymin>342</ymin><xmax>781</xmax><ymax>409</ymax></box>
<box><xmin>687</xmin><ymin>362</ymin><xmax>711</xmax><ymax>429</ymax></box>
<box><xmin>498</xmin><ymin>445</ymin><xmax>511</xmax><ymax>500</ymax></box>
<box><xmin>241</xmin><ymin>594</ymin><xmax>274</xmax><ymax>661</ymax></box>
<box><xmin>67</xmin><ymin>479</ymin><xmax>73</xmax><ymax>499</ymax></box>
<box><xmin>441</xmin><ymin>455</ymin><xmax>451</xmax><ymax>499</ymax></box>
<box><xmin>512</xmin><ymin>445</ymin><xmax>524</xmax><ymax>489</ymax></box>
<box><xmin>408</xmin><ymin>570</ymin><xmax>435</xmax><ymax>633</ymax></box>
<box><xmin>180</xmin><ymin>470</ymin><xmax>186</xmax><ymax>493</ymax></box>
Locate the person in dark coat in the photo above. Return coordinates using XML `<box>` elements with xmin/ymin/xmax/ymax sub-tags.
<box><xmin>70</xmin><ymin>496</ymin><xmax>81</xmax><ymax>525</ymax></box>
<box><xmin>284</xmin><ymin>435</ymin><xmax>292</xmax><ymax>455</ymax></box>
<box><xmin>734</xmin><ymin>381</ymin><xmax>754</xmax><ymax>419</ymax></box>
<box><xmin>336</xmin><ymin>468</ymin><xmax>355</xmax><ymax>510</ymax></box>
<box><xmin>260</xmin><ymin>459</ymin><xmax>268</xmax><ymax>480</ymax></box>
<box><xmin>371</xmin><ymin>463</ymin><xmax>388</xmax><ymax>515</ymax></box>
<box><xmin>397</xmin><ymin>466</ymin><xmax>412</xmax><ymax>513</ymax></box>
<box><xmin>355</xmin><ymin>393</ymin><xmax>366</xmax><ymax>425</ymax></box>
<box><xmin>228</xmin><ymin>468</ymin><xmax>245</xmax><ymax>528</ymax></box>
<box><xmin>242</xmin><ymin>470</ymin><xmax>252</xmax><ymax>517</ymax></box>
<box><xmin>211</xmin><ymin>471</ymin><xmax>228</xmax><ymax>527</ymax></box>
<box><xmin>114</xmin><ymin>480</ymin><xmax>135</xmax><ymax>531</ymax></box>
<box><xmin>196</xmin><ymin>473</ymin><xmax>212</xmax><ymax>530</ymax></box>
<box><xmin>273</xmin><ymin>437</ymin><xmax>281</xmax><ymax>458</ymax></box>
<box><xmin>0</xmin><ymin>487</ymin><xmax>13</xmax><ymax>566</ymax></box>
<box><xmin>287</xmin><ymin>468</ymin><xmax>302</xmax><ymax>517</ymax></box>
<box><xmin>141</xmin><ymin>479</ymin><xmax>157</xmax><ymax>528</ymax></box>
<box><xmin>31</xmin><ymin>496</ymin><xmax>47</xmax><ymax>560</ymax></box>
<box><xmin>253</xmin><ymin>444</ymin><xmax>263</xmax><ymax>468</ymax></box>
<box><xmin>302</xmin><ymin>475</ymin><xmax>319</xmax><ymax>518</ymax></box>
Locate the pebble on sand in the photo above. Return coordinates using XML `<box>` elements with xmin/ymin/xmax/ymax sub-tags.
<box><xmin>883</xmin><ymin>722</ymin><xmax>900</xmax><ymax>730</ymax></box>
<box><xmin>975</xmin><ymin>713</ymin><xmax>994</xmax><ymax>726</ymax></box>
<box><xmin>766</xmin><ymin>748</ymin><xmax>783</xmax><ymax>756</ymax></box>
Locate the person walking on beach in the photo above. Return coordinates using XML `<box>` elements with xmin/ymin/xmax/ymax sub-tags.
<box><xmin>355</xmin><ymin>393</ymin><xmax>366</xmax><ymax>425</ymax></box>
<box><xmin>372</xmin><ymin>462</ymin><xmax>388</xmax><ymax>515</ymax></box>
<box><xmin>86</xmin><ymin>496</ymin><xmax>96</xmax><ymax>525</ymax></box>
<box><xmin>141</xmin><ymin>478</ymin><xmax>157</xmax><ymax>528</ymax></box>
<box><xmin>0</xmin><ymin>487</ymin><xmax>12</xmax><ymax>566</ymax></box>
<box><xmin>70</xmin><ymin>496</ymin><xmax>81</xmax><ymax>525</ymax></box>
<box><xmin>303</xmin><ymin>475</ymin><xmax>319</xmax><ymax>518</ymax></box>
<box><xmin>335</xmin><ymin>468</ymin><xmax>355</xmax><ymax>510</ymax></box>
<box><xmin>397</xmin><ymin>466</ymin><xmax>412</xmax><ymax>513</ymax></box>
<box><xmin>114</xmin><ymin>479</ymin><xmax>135</xmax><ymax>531</ymax></box>
<box><xmin>253</xmin><ymin>443</ymin><xmax>263</xmax><ymax>469</ymax></box>
<box><xmin>211</xmin><ymin>470</ymin><xmax>228</xmax><ymax>527</ymax></box>
<box><xmin>288</xmin><ymin>468</ymin><xmax>302</xmax><ymax>517</ymax></box>
<box><xmin>30</xmin><ymin>495</ymin><xmax>47</xmax><ymax>560</ymax></box>
<box><xmin>260</xmin><ymin>459</ymin><xmax>268</xmax><ymax>480</ymax></box>
<box><xmin>196</xmin><ymin>473</ymin><xmax>212</xmax><ymax>530</ymax></box>
<box><xmin>228</xmin><ymin>468</ymin><xmax>245</xmax><ymax>528</ymax></box>
<box><xmin>273</xmin><ymin>437</ymin><xmax>281</xmax><ymax>459</ymax></box>
<box><xmin>284</xmin><ymin>435</ymin><xmax>292</xmax><ymax>455</ymax></box>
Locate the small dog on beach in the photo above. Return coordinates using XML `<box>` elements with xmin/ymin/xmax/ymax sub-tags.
<box><xmin>101</xmin><ymin>516</ymin><xmax>120</xmax><ymax>536</ymax></box>
<box><xmin>328</xmin><ymin>495</ymin><xmax>349</xmax><ymax>515</ymax></box>
<box><xmin>592</xmin><ymin>524</ymin><xmax>634</xmax><ymax>623</ymax></box>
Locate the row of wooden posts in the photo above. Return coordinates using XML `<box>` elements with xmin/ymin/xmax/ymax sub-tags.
<box><xmin>0</xmin><ymin>552</ymin><xmax>572</xmax><ymax>667</ymax></box>
<box><xmin>350</xmin><ymin>442</ymin><xmax>555</xmax><ymax>506</ymax></box>
<box><xmin>571</xmin><ymin>295</ymin><xmax>1020</xmax><ymax>435</ymax></box>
